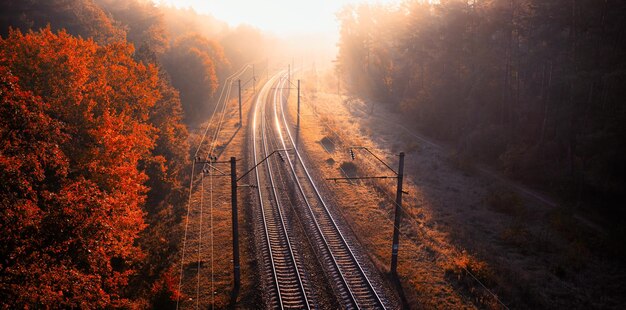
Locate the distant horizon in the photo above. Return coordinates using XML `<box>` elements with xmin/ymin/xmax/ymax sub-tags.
<box><xmin>156</xmin><ymin>0</ymin><xmax>400</xmax><ymax>38</ymax></box>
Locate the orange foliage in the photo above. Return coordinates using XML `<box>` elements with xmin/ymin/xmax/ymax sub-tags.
<box><xmin>161</xmin><ymin>33</ymin><xmax>228</xmax><ymax>124</ymax></box>
<box><xmin>0</xmin><ymin>0</ymin><xmax>125</xmax><ymax>45</ymax></box>
<box><xmin>0</xmin><ymin>28</ymin><xmax>164</xmax><ymax>307</ymax></box>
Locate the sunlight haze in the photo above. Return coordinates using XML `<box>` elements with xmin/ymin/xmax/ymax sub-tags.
<box><xmin>3</xmin><ymin>0</ymin><xmax>625</xmax><ymax>308</ymax></box>
<box><xmin>158</xmin><ymin>0</ymin><xmax>399</xmax><ymax>36</ymax></box>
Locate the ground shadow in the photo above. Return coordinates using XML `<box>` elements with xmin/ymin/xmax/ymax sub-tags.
<box><xmin>215</xmin><ymin>125</ymin><xmax>241</xmax><ymax>160</ymax></box>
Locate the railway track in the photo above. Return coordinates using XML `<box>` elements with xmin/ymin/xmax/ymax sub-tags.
<box><xmin>266</xmin><ymin>72</ymin><xmax>388</xmax><ymax>309</ymax></box>
<box><xmin>252</xmin><ymin>74</ymin><xmax>310</xmax><ymax>309</ymax></box>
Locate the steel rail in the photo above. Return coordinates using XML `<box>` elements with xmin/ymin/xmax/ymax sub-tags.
<box><xmin>252</xmin><ymin>73</ymin><xmax>309</xmax><ymax>309</ymax></box>
<box><xmin>273</xmin><ymin>73</ymin><xmax>386</xmax><ymax>309</ymax></box>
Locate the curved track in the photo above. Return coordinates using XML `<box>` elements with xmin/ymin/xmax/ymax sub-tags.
<box><xmin>252</xmin><ymin>74</ymin><xmax>310</xmax><ymax>309</ymax></box>
<box><xmin>265</xmin><ymin>72</ymin><xmax>388</xmax><ymax>309</ymax></box>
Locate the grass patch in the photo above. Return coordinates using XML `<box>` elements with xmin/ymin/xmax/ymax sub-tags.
<box><xmin>547</xmin><ymin>207</ymin><xmax>587</xmax><ymax>241</ymax></box>
<box><xmin>449</xmin><ymin>153</ymin><xmax>476</xmax><ymax>175</ymax></box>
<box><xmin>547</xmin><ymin>239</ymin><xmax>590</xmax><ymax>281</ymax></box>
<box><xmin>485</xmin><ymin>190</ymin><xmax>524</xmax><ymax>217</ymax></box>
<box><xmin>447</xmin><ymin>253</ymin><xmax>495</xmax><ymax>287</ymax></box>
<box><xmin>405</xmin><ymin>141</ymin><xmax>420</xmax><ymax>153</ymax></box>
<box><xmin>499</xmin><ymin>221</ymin><xmax>554</xmax><ymax>254</ymax></box>
<box><xmin>544</xmin><ymin>207</ymin><xmax>594</xmax><ymax>277</ymax></box>
<box><xmin>444</xmin><ymin>253</ymin><xmax>503</xmax><ymax>309</ymax></box>
<box><xmin>500</xmin><ymin>223</ymin><xmax>533</xmax><ymax>248</ymax></box>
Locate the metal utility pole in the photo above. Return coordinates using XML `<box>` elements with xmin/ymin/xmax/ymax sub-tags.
<box><xmin>193</xmin><ymin>156</ymin><xmax>240</xmax><ymax>296</ymax></box>
<box><xmin>194</xmin><ymin>150</ymin><xmax>290</xmax><ymax>297</ymax></box>
<box><xmin>297</xmin><ymin>80</ymin><xmax>301</xmax><ymax>129</ymax></box>
<box><xmin>326</xmin><ymin>147</ymin><xmax>406</xmax><ymax>277</ymax></box>
<box><xmin>231</xmin><ymin>157</ymin><xmax>240</xmax><ymax>292</ymax></box>
<box><xmin>390</xmin><ymin>152</ymin><xmax>404</xmax><ymax>276</ymax></box>
<box><xmin>238</xmin><ymin>79</ymin><xmax>242</xmax><ymax>127</ymax></box>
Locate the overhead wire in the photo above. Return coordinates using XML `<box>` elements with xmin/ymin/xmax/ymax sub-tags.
<box><xmin>210</xmin><ymin>163</ymin><xmax>215</xmax><ymax>308</ymax></box>
<box><xmin>201</xmin><ymin>65</ymin><xmax>250</xmax><ymax>307</ymax></box>
<box><xmin>177</xmin><ymin>155</ymin><xmax>196</xmax><ymax>310</ymax></box>
<box><xmin>276</xmin><ymin>74</ymin><xmax>387</xmax><ymax>307</ymax></box>
<box><xmin>290</xmin><ymin>69</ymin><xmax>510</xmax><ymax>309</ymax></box>
<box><xmin>284</xmin><ymin>70</ymin><xmax>356</xmax><ymax>182</ymax></box>
<box><xmin>325</xmin><ymin>118</ymin><xmax>509</xmax><ymax>308</ymax></box>
<box><xmin>196</xmin><ymin>172</ymin><xmax>205</xmax><ymax>308</ymax></box>
<box><xmin>177</xmin><ymin>63</ymin><xmax>252</xmax><ymax>309</ymax></box>
<box><xmin>201</xmin><ymin>63</ymin><xmax>254</xmax><ymax>307</ymax></box>
<box><xmin>195</xmin><ymin>64</ymin><xmax>252</xmax><ymax>157</ymax></box>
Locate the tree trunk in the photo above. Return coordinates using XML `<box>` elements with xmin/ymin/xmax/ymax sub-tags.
<box><xmin>539</xmin><ymin>61</ymin><xmax>553</xmax><ymax>145</ymax></box>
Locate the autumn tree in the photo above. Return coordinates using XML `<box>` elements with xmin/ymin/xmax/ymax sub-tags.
<box><xmin>0</xmin><ymin>0</ymin><xmax>124</xmax><ymax>44</ymax></box>
<box><xmin>337</xmin><ymin>0</ymin><xmax>626</xmax><ymax>216</ymax></box>
<box><xmin>95</xmin><ymin>0</ymin><xmax>169</xmax><ymax>62</ymax></box>
<box><xmin>0</xmin><ymin>28</ymin><xmax>163</xmax><ymax>307</ymax></box>
<box><xmin>161</xmin><ymin>33</ymin><xmax>228</xmax><ymax>125</ymax></box>
<box><xmin>220</xmin><ymin>24</ymin><xmax>272</xmax><ymax>72</ymax></box>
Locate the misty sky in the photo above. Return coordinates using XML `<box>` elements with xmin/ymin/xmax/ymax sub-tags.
<box><xmin>157</xmin><ymin>0</ymin><xmax>399</xmax><ymax>36</ymax></box>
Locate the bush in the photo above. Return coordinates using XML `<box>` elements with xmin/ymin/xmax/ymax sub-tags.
<box><xmin>485</xmin><ymin>190</ymin><xmax>524</xmax><ymax>217</ymax></box>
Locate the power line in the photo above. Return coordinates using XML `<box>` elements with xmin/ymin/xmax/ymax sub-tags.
<box><xmin>294</xmin><ymin>76</ymin><xmax>509</xmax><ymax>309</ymax></box>
<box><xmin>177</xmin><ymin>159</ymin><xmax>196</xmax><ymax>310</ymax></box>
<box><xmin>210</xmin><ymin>165</ymin><xmax>215</xmax><ymax>309</ymax></box>
<box><xmin>178</xmin><ymin>64</ymin><xmax>251</xmax><ymax>309</ymax></box>
<box><xmin>194</xmin><ymin>64</ymin><xmax>251</xmax><ymax>157</ymax></box>
<box><xmin>197</xmin><ymin>172</ymin><xmax>205</xmax><ymax>308</ymax></box>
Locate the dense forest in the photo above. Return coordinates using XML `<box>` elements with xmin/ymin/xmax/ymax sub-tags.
<box><xmin>337</xmin><ymin>0</ymin><xmax>626</xmax><ymax>219</ymax></box>
<box><xmin>0</xmin><ymin>0</ymin><xmax>265</xmax><ymax>307</ymax></box>
<box><xmin>3</xmin><ymin>0</ymin><xmax>625</xmax><ymax>307</ymax></box>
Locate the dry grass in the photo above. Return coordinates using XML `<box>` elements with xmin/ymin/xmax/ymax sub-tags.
<box><xmin>283</xmin><ymin>69</ymin><xmax>626</xmax><ymax>309</ymax></box>
<box><xmin>448</xmin><ymin>152</ymin><xmax>477</xmax><ymax>176</ymax></box>
<box><xmin>443</xmin><ymin>253</ymin><xmax>503</xmax><ymax>310</ymax></box>
<box><xmin>288</xmin><ymin>70</ymin><xmax>491</xmax><ymax>309</ymax></box>
<box><xmin>175</xmin><ymin>92</ymin><xmax>258</xmax><ymax>309</ymax></box>
<box><xmin>485</xmin><ymin>189</ymin><xmax>524</xmax><ymax>217</ymax></box>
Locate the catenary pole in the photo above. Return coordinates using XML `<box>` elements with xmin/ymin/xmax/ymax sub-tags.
<box><xmin>390</xmin><ymin>152</ymin><xmax>405</xmax><ymax>276</ymax></box>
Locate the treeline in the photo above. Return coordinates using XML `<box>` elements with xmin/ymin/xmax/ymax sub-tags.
<box><xmin>1</xmin><ymin>0</ymin><xmax>269</xmax><ymax>125</ymax></box>
<box><xmin>0</xmin><ymin>0</ymin><xmax>266</xmax><ymax>307</ymax></box>
<box><xmin>337</xmin><ymin>0</ymin><xmax>626</xmax><ymax>215</ymax></box>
